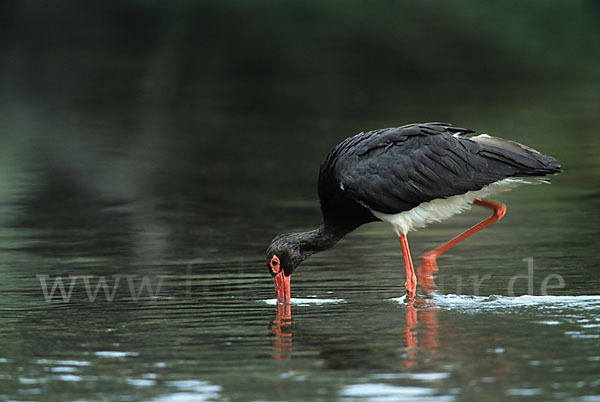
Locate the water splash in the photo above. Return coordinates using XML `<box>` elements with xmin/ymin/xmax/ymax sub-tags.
<box><xmin>391</xmin><ymin>294</ymin><xmax>600</xmax><ymax>313</ymax></box>
<box><xmin>262</xmin><ymin>297</ymin><xmax>345</xmax><ymax>306</ymax></box>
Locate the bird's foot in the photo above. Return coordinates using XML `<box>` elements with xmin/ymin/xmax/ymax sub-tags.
<box><xmin>418</xmin><ymin>252</ymin><xmax>439</xmax><ymax>294</ymax></box>
<box><xmin>405</xmin><ymin>273</ymin><xmax>417</xmax><ymax>300</ymax></box>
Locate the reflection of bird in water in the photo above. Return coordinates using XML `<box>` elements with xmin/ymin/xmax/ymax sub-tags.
<box><xmin>271</xmin><ymin>301</ymin><xmax>441</xmax><ymax>365</ymax></box>
<box><xmin>267</xmin><ymin>123</ymin><xmax>560</xmax><ymax>301</ymax></box>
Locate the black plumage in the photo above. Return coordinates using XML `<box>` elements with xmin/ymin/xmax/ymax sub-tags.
<box><xmin>318</xmin><ymin>122</ymin><xmax>560</xmax><ymax>226</ymax></box>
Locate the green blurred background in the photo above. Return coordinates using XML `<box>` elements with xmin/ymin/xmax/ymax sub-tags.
<box><xmin>2</xmin><ymin>0</ymin><xmax>599</xmax><ymax>118</ymax></box>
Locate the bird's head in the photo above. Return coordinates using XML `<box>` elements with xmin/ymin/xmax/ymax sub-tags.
<box><xmin>266</xmin><ymin>233</ymin><xmax>303</xmax><ymax>304</ymax></box>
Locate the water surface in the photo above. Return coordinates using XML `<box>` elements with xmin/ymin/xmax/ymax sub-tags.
<box><xmin>1</xmin><ymin>88</ymin><xmax>599</xmax><ymax>400</ymax></box>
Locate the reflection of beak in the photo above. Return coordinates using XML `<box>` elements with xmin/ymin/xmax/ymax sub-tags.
<box><xmin>274</xmin><ymin>270</ymin><xmax>291</xmax><ymax>304</ymax></box>
<box><xmin>272</xmin><ymin>301</ymin><xmax>292</xmax><ymax>359</ymax></box>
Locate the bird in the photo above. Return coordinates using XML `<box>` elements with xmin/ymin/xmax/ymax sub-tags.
<box><xmin>266</xmin><ymin>122</ymin><xmax>560</xmax><ymax>303</ymax></box>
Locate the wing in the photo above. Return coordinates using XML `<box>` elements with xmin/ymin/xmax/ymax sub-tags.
<box><xmin>327</xmin><ymin>123</ymin><xmax>559</xmax><ymax>214</ymax></box>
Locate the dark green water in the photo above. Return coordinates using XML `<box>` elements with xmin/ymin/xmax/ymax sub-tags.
<box><xmin>1</xmin><ymin>84</ymin><xmax>599</xmax><ymax>401</ymax></box>
<box><xmin>1</xmin><ymin>2</ymin><xmax>600</xmax><ymax>401</ymax></box>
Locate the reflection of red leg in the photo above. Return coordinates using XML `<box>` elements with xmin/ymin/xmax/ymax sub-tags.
<box><xmin>418</xmin><ymin>199</ymin><xmax>506</xmax><ymax>293</ymax></box>
<box><xmin>271</xmin><ymin>303</ymin><xmax>292</xmax><ymax>359</ymax></box>
<box><xmin>403</xmin><ymin>303</ymin><xmax>418</xmax><ymax>367</ymax></box>
<box><xmin>399</xmin><ymin>234</ymin><xmax>417</xmax><ymax>299</ymax></box>
<box><xmin>420</xmin><ymin>309</ymin><xmax>439</xmax><ymax>350</ymax></box>
<box><xmin>403</xmin><ymin>302</ymin><xmax>439</xmax><ymax>367</ymax></box>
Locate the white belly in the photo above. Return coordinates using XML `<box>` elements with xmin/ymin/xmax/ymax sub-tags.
<box><xmin>370</xmin><ymin>177</ymin><xmax>545</xmax><ymax>235</ymax></box>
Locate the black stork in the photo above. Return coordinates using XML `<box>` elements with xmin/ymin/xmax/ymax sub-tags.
<box><xmin>266</xmin><ymin>123</ymin><xmax>560</xmax><ymax>302</ymax></box>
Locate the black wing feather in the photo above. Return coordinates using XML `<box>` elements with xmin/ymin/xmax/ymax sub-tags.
<box><xmin>322</xmin><ymin>123</ymin><xmax>560</xmax><ymax>215</ymax></box>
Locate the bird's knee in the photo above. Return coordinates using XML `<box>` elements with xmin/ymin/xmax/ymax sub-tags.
<box><xmin>493</xmin><ymin>203</ymin><xmax>507</xmax><ymax>220</ymax></box>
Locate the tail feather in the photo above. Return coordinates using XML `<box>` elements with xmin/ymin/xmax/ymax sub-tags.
<box><xmin>470</xmin><ymin>134</ymin><xmax>561</xmax><ymax>178</ymax></box>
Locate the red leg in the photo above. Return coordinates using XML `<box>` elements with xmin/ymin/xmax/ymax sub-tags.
<box><xmin>399</xmin><ymin>234</ymin><xmax>417</xmax><ymax>300</ymax></box>
<box><xmin>418</xmin><ymin>199</ymin><xmax>507</xmax><ymax>293</ymax></box>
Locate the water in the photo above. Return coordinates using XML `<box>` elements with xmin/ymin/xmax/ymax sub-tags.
<box><xmin>2</xmin><ymin>89</ymin><xmax>599</xmax><ymax>402</ymax></box>
<box><xmin>1</xmin><ymin>3</ymin><xmax>600</xmax><ymax>401</ymax></box>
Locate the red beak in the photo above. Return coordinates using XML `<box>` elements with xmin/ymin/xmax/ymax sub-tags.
<box><xmin>274</xmin><ymin>271</ymin><xmax>291</xmax><ymax>304</ymax></box>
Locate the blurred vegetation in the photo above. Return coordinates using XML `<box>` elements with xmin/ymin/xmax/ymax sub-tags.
<box><xmin>1</xmin><ymin>0</ymin><xmax>599</xmax><ymax>123</ymax></box>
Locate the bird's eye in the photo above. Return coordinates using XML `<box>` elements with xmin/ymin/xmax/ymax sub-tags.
<box><xmin>270</xmin><ymin>255</ymin><xmax>281</xmax><ymax>272</ymax></box>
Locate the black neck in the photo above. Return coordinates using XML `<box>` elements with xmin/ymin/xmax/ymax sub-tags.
<box><xmin>294</xmin><ymin>224</ymin><xmax>347</xmax><ymax>263</ymax></box>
